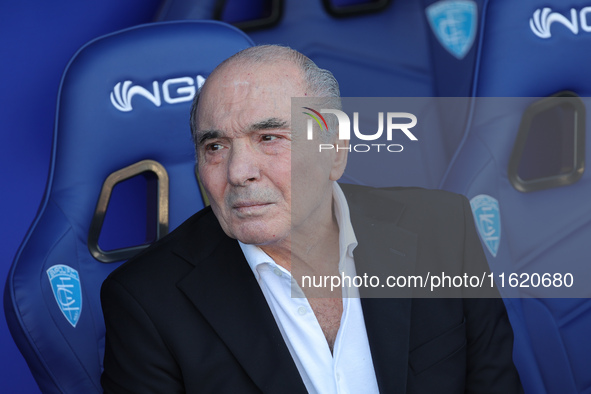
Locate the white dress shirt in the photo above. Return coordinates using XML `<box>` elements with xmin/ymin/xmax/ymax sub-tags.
<box><xmin>239</xmin><ymin>182</ymin><xmax>380</xmax><ymax>394</ymax></box>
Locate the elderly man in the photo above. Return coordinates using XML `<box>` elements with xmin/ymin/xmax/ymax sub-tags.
<box><xmin>101</xmin><ymin>45</ymin><xmax>522</xmax><ymax>393</ymax></box>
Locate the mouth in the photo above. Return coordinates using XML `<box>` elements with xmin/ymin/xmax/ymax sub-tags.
<box><xmin>232</xmin><ymin>201</ymin><xmax>274</xmax><ymax>215</ymax></box>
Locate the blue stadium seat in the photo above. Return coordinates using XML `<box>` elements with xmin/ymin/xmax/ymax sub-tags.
<box><xmin>3</xmin><ymin>20</ymin><xmax>252</xmax><ymax>394</ymax></box>
<box><xmin>436</xmin><ymin>1</ymin><xmax>591</xmax><ymax>392</ymax></box>
<box><xmin>421</xmin><ymin>0</ymin><xmax>484</xmax><ymax>155</ymax></box>
<box><xmin>158</xmin><ymin>0</ymin><xmax>453</xmax><ymax>189</ymax></box>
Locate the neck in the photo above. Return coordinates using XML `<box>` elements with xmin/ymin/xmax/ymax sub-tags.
<box><xmin>261</xmin><ymin>197</ymin><xmax>341</xmax><ymax>298</ymax></box>
<box><xmin>262</xmin><ymin>193</ymin><xmax>339</xmax><ymax>269</ymax></box>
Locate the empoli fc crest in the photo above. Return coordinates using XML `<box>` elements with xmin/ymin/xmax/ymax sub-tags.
<box><xmin>47</xmin><ymin>264</ymin><xmax>82</xmax><ymax>327</ymax></box>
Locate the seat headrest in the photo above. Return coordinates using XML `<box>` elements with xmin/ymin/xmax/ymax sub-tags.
<box><xmin>51</xmin><ymin>20</ymin><xmax>253</xmax><ymax>230</ymax></box>
<box><xmin>475</xmin><ymin>0</ymin><xmax>591</xmax><ymax>96</ymax></box>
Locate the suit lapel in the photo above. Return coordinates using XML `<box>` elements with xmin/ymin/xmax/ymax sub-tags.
<box><xmin>344</xmin><ymin>184</ymin><xmax>419</xmax><ymax>394</ymax></box>
<box><xmin>174</xmin><ymin>218</ymin><xmax>307</xmax><ymax>394</ymax></box>
<box><xmin>361</xmin><ymin>297</ymin><xmax>412</xmax><ymax>393</ymax></box>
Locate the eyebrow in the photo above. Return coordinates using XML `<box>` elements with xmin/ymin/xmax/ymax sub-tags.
<box><xmin>197</xmin><ymin>130</ymin><xmax>220</xmax><ymax>146</ymax></box>
<box><xmin>249</xmin><ymin>117</ymin><xmax>289</xmax><ymax>132</ymax></box>
<box><xmin>197</xmin><ymin>117</ymin><xmax>289</xmax><ymax>146</ymax></box>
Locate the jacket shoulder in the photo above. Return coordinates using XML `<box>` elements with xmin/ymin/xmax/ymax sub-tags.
<box><xmin>103</xmin><ymin>206</ymin><xmax>225</xmax><ymax>288</ymax></box>
<box><xmin>339</xmin><ymin>182</ymin><xmax>468</xmax><ymax>215</ymax></box>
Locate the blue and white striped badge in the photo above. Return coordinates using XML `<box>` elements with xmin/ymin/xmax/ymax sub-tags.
<box><xmin>470</xmin><ymin>194</ymin><xmax>501</xmax><ymax>257</ymax></box>
<box><xmin>47</xmin><ymin>264</ymin><xmax>83</xmax><ymax>327</ymax></box>
<box><xmin>426</xmin><ymin>0</ymin><xmax>478</xmax><ymax>59</ymax></box>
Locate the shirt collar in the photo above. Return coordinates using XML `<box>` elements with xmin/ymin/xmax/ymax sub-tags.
<box><xmin>239</xmin><ymin>182</ymin><xmax>357</xmax><ymax>278</ymax></box>
<box><xmin>332</xmin><ymin>182</ymin><xmax>358</xmax><ymax>273</ymax></box>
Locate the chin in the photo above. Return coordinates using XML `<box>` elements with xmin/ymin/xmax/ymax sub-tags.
<box><xmin>233</xmin><ymin>226</ymin><xmax>289</xmax><ymax>247</ymax></box>
<box><xmin>225</xmin><ymin>218</ymin><xmax>288</xmax><ymax>245</ymax></box>
<box><xmin>235</xmin><ymin>233</ymin><xmax>284</xmax><ymax>247</ymax></box>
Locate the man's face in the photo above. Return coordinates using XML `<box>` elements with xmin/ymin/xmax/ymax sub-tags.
<box><xmin>194</xmin><ymin>60</ymin><xmax>345</xmax><ymax>247</ymax></box>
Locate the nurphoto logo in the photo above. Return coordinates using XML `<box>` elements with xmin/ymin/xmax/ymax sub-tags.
<box><xmin>303</xmin><ymin>107</ymin><xmax>418</xmax><ymax>153</ymax></box>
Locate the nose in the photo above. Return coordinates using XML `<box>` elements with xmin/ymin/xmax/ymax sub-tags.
<box><xmin>227</xmin><ymin>140</ymin><xmax>260</xmax><ymax>186</ymax></box>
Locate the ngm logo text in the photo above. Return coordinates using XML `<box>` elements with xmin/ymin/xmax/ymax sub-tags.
<box><xmin>303</xmin><ymin>107</ymin><xmax>417</xmax><ymax>153</ymax></box>
<box><xmin>110</xmin><ymin>75</ymin><xmax>205</xmax><ymax>112</ymax></box>
<box><xmin>530</xmin><ymin>6</ymin><xmax>591</xmax><ymax>38</ymax></box>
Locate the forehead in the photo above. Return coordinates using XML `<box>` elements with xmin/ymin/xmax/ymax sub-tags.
<box><xmin>196</xmin><ymin>60</ymin><xmax>307</xmax><ymax>131</ymax></box>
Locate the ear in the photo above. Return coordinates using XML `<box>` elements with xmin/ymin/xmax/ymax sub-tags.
<box><xmin>329</xmin><ymin>137</ymin><xmax>349</xmax><ymax>181</ymax></box>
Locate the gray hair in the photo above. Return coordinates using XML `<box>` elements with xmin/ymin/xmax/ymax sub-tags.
<box><xmin>189</xmin><ymin>45</ymin><xmax>341</xmax><ymax>146</ymax></box>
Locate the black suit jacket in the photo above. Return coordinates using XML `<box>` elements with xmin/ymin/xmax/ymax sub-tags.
<box><xmin>101</xmin><ymin>184</ymin><xmax>523</xmax><ymax>393</ymax></box>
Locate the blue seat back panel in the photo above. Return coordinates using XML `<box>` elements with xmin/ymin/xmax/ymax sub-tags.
<box><xmin>5</xmin><ymin>20</ymin><xmax>253</xmax><ymax>394</ymax></box>
<box><xmin>440</xmin><ymin>1</ymin><xmax>591</xmax><ymax>392</ymax></box>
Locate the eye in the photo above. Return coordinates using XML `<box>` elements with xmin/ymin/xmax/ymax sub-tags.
<box><xmin>261</xmin><ymin>134</ymin><xmax>279</xmax><ymax>142</ymax></box>
<box><xmin>205</xmin><ymin>143</ymin><xmax>223</xmax><ymax>152</ymax></box>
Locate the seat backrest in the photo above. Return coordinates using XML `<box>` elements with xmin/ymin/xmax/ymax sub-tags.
<box><xmin>158</xmin><ymin>0</ymin><xmax>453</xmax><ymax>189</ymax></box>
<box><xmin>438</xmin><ymin>1</ymin><xmax>591</xmax><ymax>392</ymax></box>
<box><xmin>3</xmin><ymin>20</ymin><xmax>252</xmax><ymax>394</ymax></box>
<box><xmin>421</xmin><ymin>0</ymin><xmax>484</xmax><ymax>156</ymax></box>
